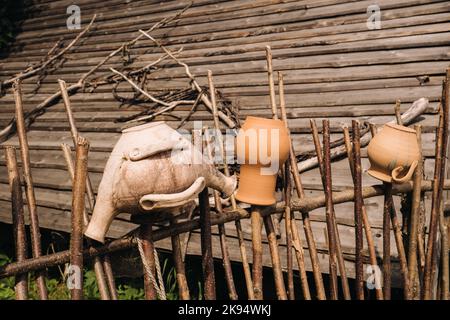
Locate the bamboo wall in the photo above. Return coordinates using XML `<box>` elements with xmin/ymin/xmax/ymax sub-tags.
<box><xmin>0</xmin><ymin>0</ymin><xmax>449</xmax><ymax>284</ymax></box>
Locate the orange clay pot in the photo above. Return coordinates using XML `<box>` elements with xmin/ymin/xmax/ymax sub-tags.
<box><xmin>367</xmin><ymin>123</ymin><xmax>420</xmax><ymax>184</ymax></box>
<box><xmin>235</xmin><ymin>116</ymin><xmax>290</xmax><ymax>205</ymax></box>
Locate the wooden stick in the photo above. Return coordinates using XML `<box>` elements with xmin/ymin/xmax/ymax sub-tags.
<box><xmin>390</xmin><ymin>201</ymin><xmax>410</xmax><ymax>299</ymax></box>
<box><xmin>170</xmin><ymin>219</ymin><xmax>190</xmax><ymax>300</ymax></box>
<box><xmin>61</xmin><ymin>144</ymin><xmax>111</xmax><ymax>300</ymax></box>
<box><xmin>438</xmin><ymin>71</ymin><xmax>449</xmax><ymax>300</ymax></box>
<box><xmin>12</xmin><ymin>80</ymin><xmax>47</xmax><ymax>300</ymax></box>
<box><xmin>206</xmin><ymin>71</ymin><xmax>252</xmax><ymax>298</ymax></box>
<box><xmin>140</xmin><ymin>224</ymin><xmax>157</xmax><ymax>300</ymax></box>
<box><xmin>311</xmin><ymin>120</ymin><xmax>351</xmax><ymax>300</ymax></box>
<box><xmin>395</xmin><ymin>100</ymin><xmax>403</xmax><ymax>126</ymax></box>
<box><xmin>283</xmin><ymin>163</ymin><xmax>295</xmax><ymax>300</ymax></box>
<box><xmin>204</xmin><ymin>127</ymin><xmax>237</xmax><ymax>300</ymax></box>
<box><xmin>251</xmin><ymin>206</ymin><xmax>264</xmax><ymax>299</ymax></box>
<box><xmin>423</xmin><ymin>107</ymin><xmax>444</xmax><ymax>300</ymax></box>
<box><xmin>383</xmin><ymin>182</ymin><xmax>392</xmax><ymax>300</ymax></box>
<box><xmin>279</xmin><ymin>72</ymin><xmax>311</xmax><ymax>300</ymax></box>
<box><xmin>322</xmin><ymin>119</ymin><xmax>339</xmax><ymax>300</ymax></box>
<box><xmin>70</xmin><ymin>136</ymin><xmax>89</xmax><ymax>300</ymax></box>
<box><xmin>5</xmin><ymin>146</ymin><xmax>28</xmax><ymax>300</ymax></box>
<box><xmin>342</xmin><ymin>125</ymin><xmax>383</xmax><ymax>300</ymax></box>
<box><xmin>199</xmin><ymin>188</ymin><xmax>216</xmax><ymax>300</ymax></box>
<box><xmin>351</xmin><ymin>120</ymin><xmax>364</xmax><ymax>300</ymax></box>
<box><xmin>102</xmin><ymin>255</ymin><xmax>118</xmax><ymax>300</ymax></box>
<box><xmin>59</xmin><ymin>80</ymin><xmax>117</xmax><ymax>299</ymax></box>
<box><xmin>265</xmin><ymin>46</ymin><xmax>278</xmax><ymax>119</ymax></box>
<box><xmin>263</xmin><ymin>215</ymin><xmax>288</xmax><ymax>300</ymax></box>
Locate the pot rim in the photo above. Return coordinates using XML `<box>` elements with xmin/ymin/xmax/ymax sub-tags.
<box><xmin>122</xmin><ymin>121</ymin><xmax>165</xmax><ymax>133</ymax></box>
<box><xmin>384</xmin><ymin>123</ymin><xmax>416</xmax><ymax>133</ymax></box>
<box><xmin>245</xmin><ymin>116</ymin><xmax>283</xmax><ymax>125</ymax></box>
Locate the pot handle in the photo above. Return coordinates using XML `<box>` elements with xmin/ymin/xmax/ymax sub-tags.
<box><xmin>391</xmin><ymin>160</ymin><xmax>418</xmax><ymax>184</ymax></box>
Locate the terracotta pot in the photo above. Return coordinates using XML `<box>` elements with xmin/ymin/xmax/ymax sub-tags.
<box><xmin>85</xmin><ymin>122</ymin><xmax>236</xmax><ymax>243</ymax></box>
<box><xmin>367</xmin><ymin>123</ymin><xmax>420</xmax><ymax>184</ymax></box>
<box><xmin>235</xmin><ymin>116</ymin><xmax>290</xmax><ymax>205</ymax></box>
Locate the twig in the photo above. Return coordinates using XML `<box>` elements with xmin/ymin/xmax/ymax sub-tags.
<box><xmin>139</xmin><ymin>30</ymin><xmax>236</xmax><ymax>128</ymax></box>
<box><xmin>2</xmin><ymin>15</ymin><xmax>97</xmax><ymax>88</ymax></box>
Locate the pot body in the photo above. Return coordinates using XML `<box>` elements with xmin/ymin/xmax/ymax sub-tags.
<box><xmin>367</xmin><ymin>123</ymin><xmax>420</xmax><ymax>183</ymax></box>
<box><xmin>235</xmin><ymin>116</ymin><xmax>290</xmax><ymax>205</ymax></box>
<box><xmin>85</xmin><ymin>122</ymin><xmax>236</xmax><ymax>242</ymax></box>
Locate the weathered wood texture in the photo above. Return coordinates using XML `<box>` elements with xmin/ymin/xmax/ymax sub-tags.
<box><xmin>1</xmin><ymin>0</ymin><xmax>449</xmax><ymax>285</ymax></box>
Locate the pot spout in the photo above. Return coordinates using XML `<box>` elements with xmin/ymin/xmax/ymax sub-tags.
<box><xmin>206</xmin><ymin>169</ymin><xmax>237</xmax><ymax>198</ymax></box>
<box><xmin>84</xmin><ymin>198</ymin><xmax>117</xmax><ymax>243</ymax></box>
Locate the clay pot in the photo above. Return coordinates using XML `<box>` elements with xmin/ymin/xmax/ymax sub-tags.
<box><xmin>235</xmin><ymin>116</ymin><xmax>290</xmax><ymax>205</ymax></box>
<box><xmin>85</xmin><ymin>122</ymin><xmax>236</xmax><ymax>243</ymax></box>
<box><xmin>367</xmin><ymin>123</ymin><xmax>420</xmax><ymax>184</ymax></box>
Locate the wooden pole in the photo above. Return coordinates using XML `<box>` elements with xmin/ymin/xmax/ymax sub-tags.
<box><xmin>61</xmin><ymin>144</ymin><xmax>111</xmax><ymax>300</ymax></box>
<box><xmin>5</xmin><ymin>146</ymin><xmax>29</xmax><ymax>300</ymax></box>
<box><xmin>390</xmin><ymin>199</ymin><xmax>410</xmax><ymax>299</ymax></box>
<box><xmin>13</xmin><ymin>80</ymin><xmax>47</xmax><ymax>300</ymax></box>
<box><xmin>283</xmin><ymin>163</ymin><xmax>295</xmax><ymax>300</ymax></box>
<box><xmin>423</xmin><ymin>107</ymin><xmax>444</xmax><ymax>300</ymax></box>
<box><xmin>203</xmin><ymin>126</ymin><xmax>237</xmax><ymax>300</ymax></box>
<box><xmin>438</xmin><ymin>71</ymin><xmax>449</xmax><ymax>300</ymax></box>
<box><xmin>140</xmin><ymin>224</ymin><xmax>157</xmax><ymax>300</ymax></box>
<box><xmin>383</xmin><ymin>182</ymin><xmax>392</xmax><ymax>300</ymax></box>
<box><xmin>392</xmin><ymin>99</ymin><xmax>410</xmax><ymax>299</ymax></box>
<box><xmin>322</xmin><ymin>120</ymin><xmax>339</xmax><ymax>300</ymax></box>
<box><xmin>70</xmin><ymin>136</ymin><xmax>89</xmax><ymax>300</ymax></box>
<box><xmin>311</xmin><ymin>120</ymin><xmax>351</xmax><ymax>299</ymax></box>
<box><xmin>59</xmin><ymin>79</ymin><xmax>117</xmax><ymax>299</ymax></box>
<box><xmin>263</xmin><ymin>215</ymin><xmax>288</xmax><ymax>300</ymax></box>
<box><xmin>278</xmin><ymin>72</ymin><xmax>312</xmax><ymax>300</ymax></box>
<box><xmin>250</xmin><ymin>206</ymin><xmax>264</xmax><ymax>299</ymax></box>
<box><xmin>408</xmin><ymin>127</ymin><xmax>423</xmax><ymax>300</ymax></box>
<box><xmin>261</xmin><ymin>56</ymin><xmax>288</xmax><ymax>300</ymax></box>
<box><xmin>395</xmin><ymin>100</ymin><xmax>403</xmax><ymax>126</ymax></box>
<box><xmin>170</xmin><ymin>219</ymin><xmax>191</xmax><ymax>300</ymax></box>
<box><xmin>343</xmin><ymin>125</ymin><xmax>383</xmax><ymax>300</ymax></box>
<box><xmin>265</xmin><ymin>46</ymin><xmax>278</xmax><ymax>119</ymax></box>
<box><xmin>351</xmin><ymin>120</ymin><xmax>364</xmax><ymax>300</ymax></box>
<box><xmin>199</xmin><ymin>188</ymin><xmax>216</xmax><ymax>300</ymax></box>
